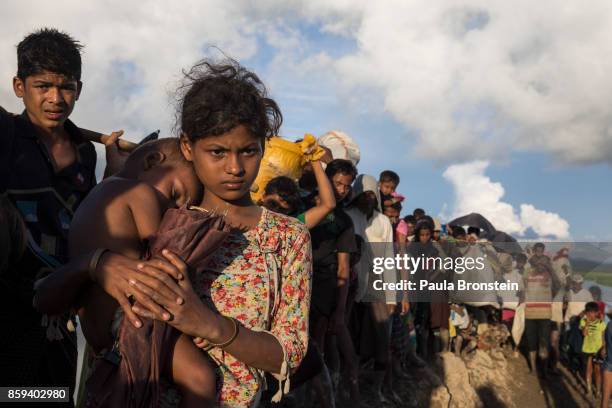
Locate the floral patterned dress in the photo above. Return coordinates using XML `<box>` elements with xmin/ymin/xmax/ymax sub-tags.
<box><xmin>193</xmin><ymin>207</ymin><xmax>312</xmax><ymax>407</ymax></box>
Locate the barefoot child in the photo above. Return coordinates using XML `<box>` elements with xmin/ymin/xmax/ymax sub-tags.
<box><xmin>581</xmin><ymin>301</ymin><xmax>606</xmax><ymax>398</ymax></box>
<box><xmin>69</xmin><ymin>138</ymin><xmax>217</xmax><ymax>406</ymax></box>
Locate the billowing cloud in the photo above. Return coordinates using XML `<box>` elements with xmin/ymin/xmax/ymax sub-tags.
<box><xmin>519</xmin><ymin>204</ymin><xmax>570</xmax><ymax>240</ymax></box>
<box><xmin>0</xmin><ymin>1</ymin><xmax>261</xmax><ymax>132</ymax></box>
<box><xmin>0</xmin><ymin>0</ymin><xmax>269</xmax><ymax>177</ymax></box>
<box><xmin>293</xmin><ymin>0</ymin><xmax>612</xmax><ymax>164</ymax></box>
<box><xmin>3</xmin><ymin>1</ymin><xmax>612</xmax><ymax>169</ymax></box>
<box><xmin>443</xmin><ymin>160</ymin><xmax>570</xmax><ymax>239</ymax></box>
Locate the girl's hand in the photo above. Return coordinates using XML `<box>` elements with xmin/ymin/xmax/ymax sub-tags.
<box><xmin>93</xmin><ymin>251</ymin><xmax>183</xmax><ymax>328</ymax></box>
<box><xmin>128</xmin><ymin>250</ymin><xmax>220</xmax><ymax>339</ymax></box>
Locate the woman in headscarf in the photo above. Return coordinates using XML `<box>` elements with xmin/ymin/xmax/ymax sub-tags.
<box><xmin>344</xmin><ymin>174</ymin><xmax>398</xmax><ymax>404</ymax></box>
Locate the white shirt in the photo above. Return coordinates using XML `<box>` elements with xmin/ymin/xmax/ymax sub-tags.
<box><xmin>500</xmin><ymin>270</ymin><xmax>525</xmax><ymax>310</ymax></box>
<box><xmin>550</xmin><ymin>260</ymin><xmax>569</xmax><ymax>323</ymax></box>
<box><xmin>451</xmin><ymin>309</ymin><xmax>470</xmax><ymax>329</ymax></box>
<box><xmin>345</xmin><ymin>207</ymin><xmax>397</xmax><ymax>304</ymax></box>
<box><xmin>564</xmin><ymin>288</ymin><xmax>593</xmax><ymax>322</ymax></box>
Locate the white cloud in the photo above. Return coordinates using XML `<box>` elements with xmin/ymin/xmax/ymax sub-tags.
<box><xmin>4</xmin><ymin>1</ymin><xmax>612</xmax><ymax>171</ymax></box>
<box><xmin>519</xmin><ymin>204</ymin><xmax>570</xmax><ymax>240</ymax></box>
<box><xmin>0</xmin><ymin>1</ymin><xmax>348</xmax><ymax>177</ymax></box>
<box><xmin>443</xmin><ymin>160</ymin><xmax>570</xmax><ymax>239</ymax></box>
<box><xmin>0</xmin><ymin>1</ymin><xmax>266</xmax><ymax>176</ymax></box>
<box><xmin>442</xmin><ymin>160</ymin><xmax>524</xmax><ymax>234</ymax></box>
<box><xmin>291</xmin><ymin>1</ymin><xmax>612</xmax><ymax>164</ymax></box>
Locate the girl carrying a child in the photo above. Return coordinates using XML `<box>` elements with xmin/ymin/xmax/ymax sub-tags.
<box><xmin>101</xmin><ymin>59</ymin><xmax>312</xmax><ymax>407</ymax></box>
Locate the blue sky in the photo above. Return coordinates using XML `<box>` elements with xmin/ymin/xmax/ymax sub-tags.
<box><xmin>239</xmin><ymin>28</ymin><xmax>610</xmax><ymax>241</ymax></box>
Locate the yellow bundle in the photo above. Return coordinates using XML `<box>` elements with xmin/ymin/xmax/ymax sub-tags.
<box><xmin>250</xmin><ymin>134</ymin><xmax>325</xmax><ymax>202</ymax></box>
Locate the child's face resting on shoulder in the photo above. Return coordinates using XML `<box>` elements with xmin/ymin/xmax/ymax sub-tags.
<box><xmin>379</xmin><ymin>180</ymin><xmax>397</xmax><ymax>197</ymax></box>
<box><xmin>180</xmin><ymin>124</ymin><xmax>262</xmax><ymax>204</ymax></box>
<box><xmin>586</xmin><ymin>310</ymin><xmax>598</xmax><ymax>321</ymax></box>
<box><xmin>163</xmin><ymin>163</ymin><xmax>203</xmax><ymax>208</ymax></box>
<box><xmin>138</xmin><ymin>152</ymin><xmax>203</xmax><ymax>208</ymax></box>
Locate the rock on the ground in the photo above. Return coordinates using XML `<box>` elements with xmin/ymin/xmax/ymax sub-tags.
<box><xmin>429</xmin><ymin>385</ymin><xmax>452</xmax><ymax>408</ymax></box>
<box><xmin>433</xmin><ymin>352</ymin><xmax>481</xmax><ymax>408</ymax></box>
<box><xmin>465</xmin><ymin>350</ymin><xmax>514</xmax><ymax>407</ymax></box>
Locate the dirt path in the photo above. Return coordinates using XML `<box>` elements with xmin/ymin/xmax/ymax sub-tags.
<box><xmin>494</xmin><ymin>355</ymin><xmax>600</xmax><ymax>408</ymax></box>
<box><xmin>349</xmin><ymin>353</ymin><xmax>605</xmax><ymax>408</ymax></box>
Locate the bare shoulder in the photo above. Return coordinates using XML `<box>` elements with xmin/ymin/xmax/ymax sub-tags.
<box><xmin>90</xmin><ymin>177</ymin><xmax>160</xmax><ymax>208</ymax></box>
<box><xmin>70</xmin><ymin>177</ymin><xmax>153</xmax><ymax>257</ymax></box>
<box><xmin>122</xmin><ymin>179</ymin><xmax>160</xmax><ymax>204</ymax></box>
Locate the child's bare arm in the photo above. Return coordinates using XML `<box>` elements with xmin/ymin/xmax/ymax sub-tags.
<box><xmin>37</xmin><ymin>181</ymin><xmax>163</xmax><ymax>321</ymax></box>
<box><xmin>128</xmin><ymin>183</ymin><xmax>165</xmax><ymax>242</ymax></box>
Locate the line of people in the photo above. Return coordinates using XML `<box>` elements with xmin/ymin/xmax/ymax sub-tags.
<box><xmin>256</xmin><ymin>156</ymin><xmax>612</xmax><ymax>408</ymax></box>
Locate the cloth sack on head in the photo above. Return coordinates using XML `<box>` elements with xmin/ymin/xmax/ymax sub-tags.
<box><xmin>318</xmin><ymin>130</ymin><xmax>360</xmax><ymax>165</ymax></box>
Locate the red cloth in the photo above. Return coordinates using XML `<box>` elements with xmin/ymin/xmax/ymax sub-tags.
<box><xmin>502</xmin><ymin>308</ymin><xmax>516</xmax><ymax>322</ymax></box>
<box><xmin>597</xmin><ymin>301</ymin><xmax>606</xmax><ymax>319</ymax></box>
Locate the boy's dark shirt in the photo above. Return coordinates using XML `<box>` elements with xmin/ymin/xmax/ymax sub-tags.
<box><xmin>308</xmin><ymin>206</ymin><xmax>357</xmax><ymax>316</ymax></box>
<box><xmin>310</xmin><ymin>207</ymin><xmax>357</xmax><ymax>269</ymax></box>
<box><xmin>0</xmin><ymin>107</ymin><xmax>96</xmax><ymax>398</ymax></box>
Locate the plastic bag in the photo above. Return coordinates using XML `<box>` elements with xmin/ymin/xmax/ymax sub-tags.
<box><xmin>250</xmin><ymin>134</ymin><xmax>324</xmax><ymax>202</ymax></box>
